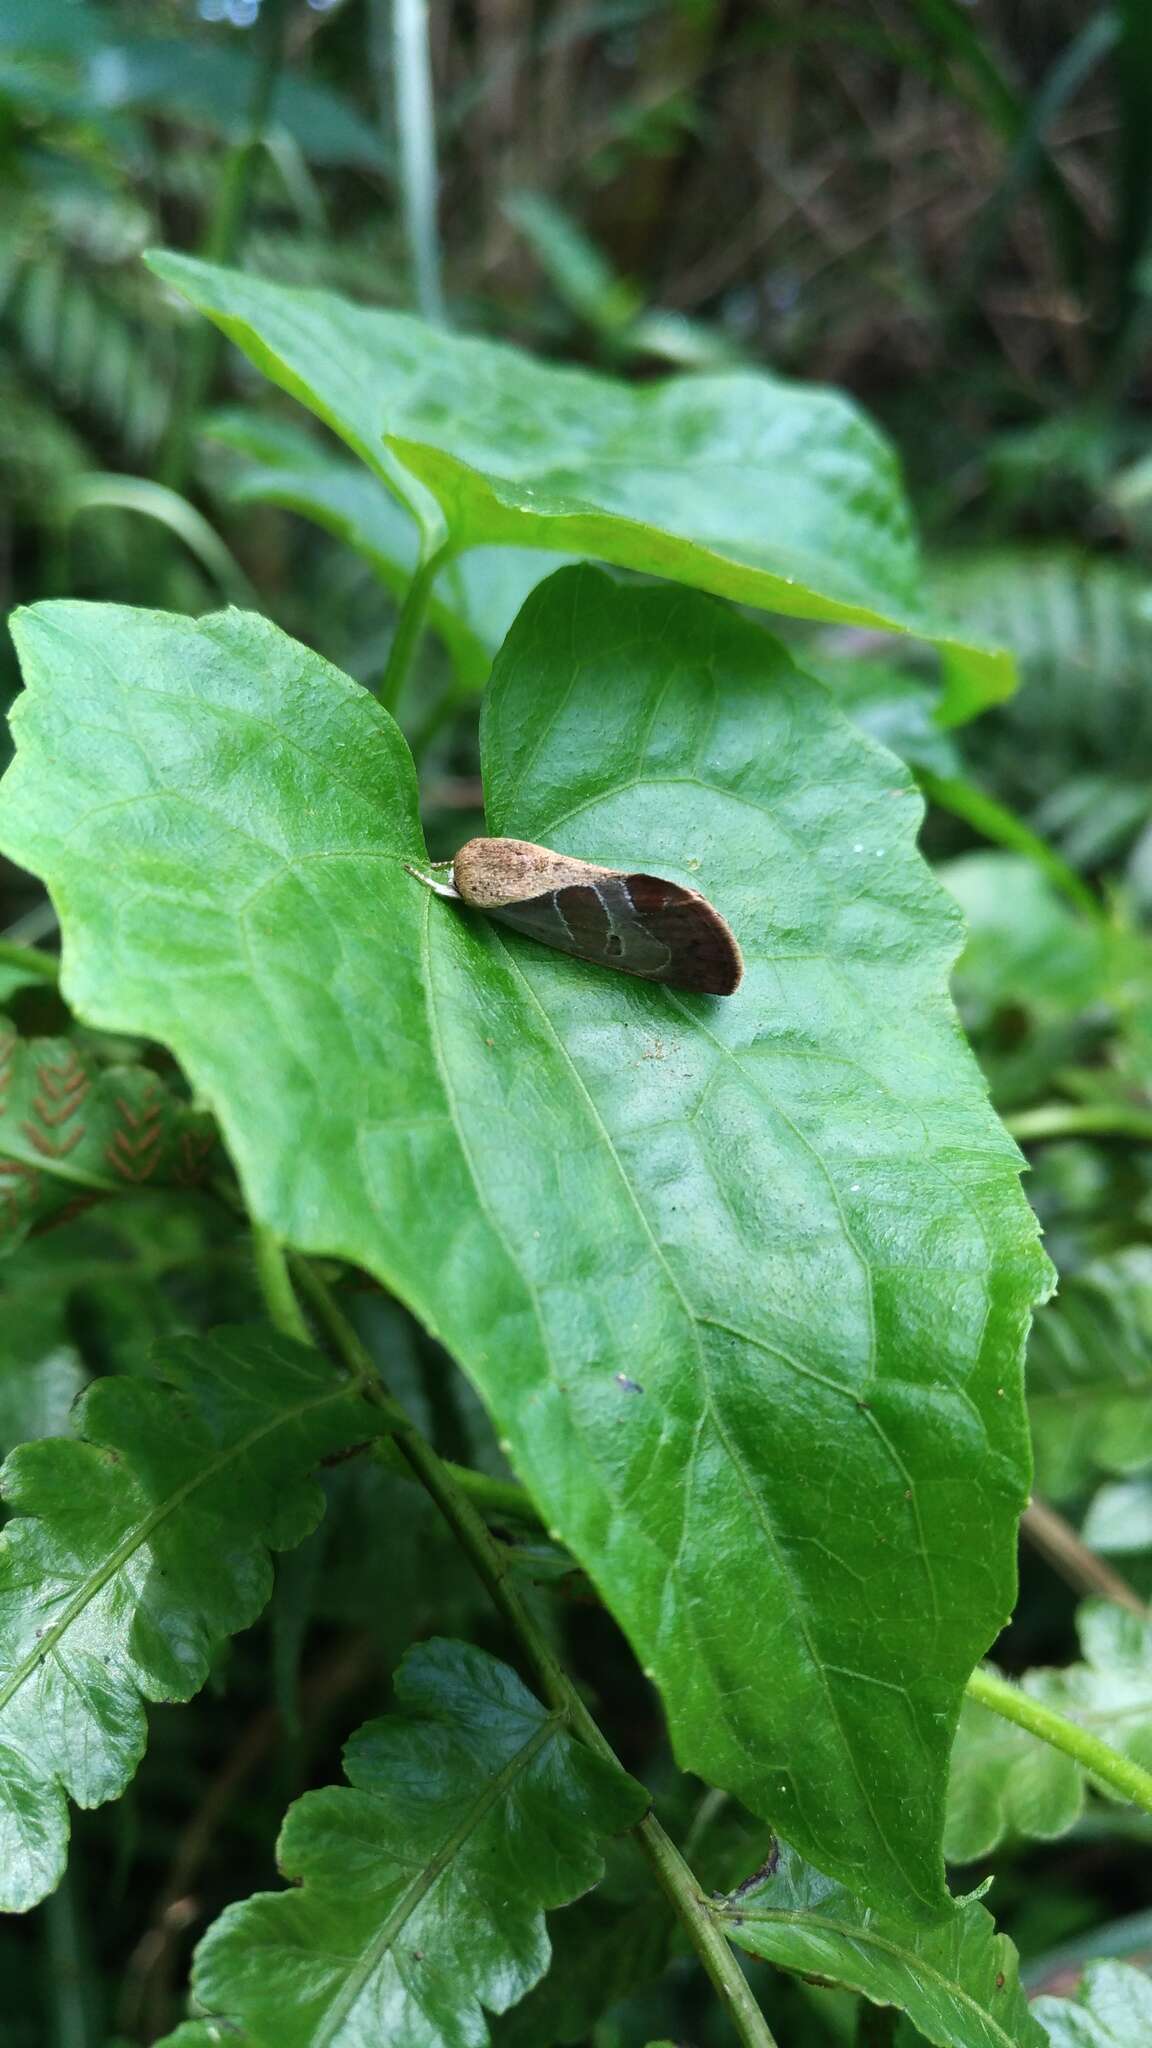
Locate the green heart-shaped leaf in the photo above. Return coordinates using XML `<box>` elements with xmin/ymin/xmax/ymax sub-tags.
<box><xmin>0</xmin><ymin>568</ymin><xmax>1048</xmax><ymax>1920</ymax></box>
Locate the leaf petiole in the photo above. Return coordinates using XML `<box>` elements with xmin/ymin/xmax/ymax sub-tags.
<box><xmin>966</xmin><ymin>1663</ymin><xmax>1152</xmax><ymax>1813</ymax></box>
<box><xmin>379</xmin><ymin>543</ymin><xmax>454</xmax><ymax>712</ymax></box>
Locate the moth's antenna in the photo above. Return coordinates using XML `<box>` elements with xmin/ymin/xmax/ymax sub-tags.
<box><xmin>404</xmin><ymin>861</ymin><xmax>461</xmax><ymax>901</ymax></box>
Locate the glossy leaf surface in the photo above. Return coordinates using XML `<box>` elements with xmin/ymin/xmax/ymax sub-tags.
<box><xmin>178</xmin><ymin>1640</ymin><xmax>646</xmax><ymax>2048</ymax></box>
<box><xmin>0</xmin><ymin>1326</ymin><xmax>387</xmax><ymax>1910</ymax></box>
<box><xmin>147</xmin><ymin>252</ymin><xmax>1012</xmax><ymax>719</ymax></box>
<box><xmin>0</xmin><ymin>570</ymin><xmax>1048</xmax><ymax>1919</ymax></box>
<box><xmin>717</xmin><ymin>1841</ymin><xmax>1046</xmax><ymax>2048</ymax></box>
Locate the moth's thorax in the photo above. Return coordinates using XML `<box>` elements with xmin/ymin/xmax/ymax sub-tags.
<box><xmin>452</xmin><ymin>837</ymin><xmax>614</xmax><ymax>910</ymax></box>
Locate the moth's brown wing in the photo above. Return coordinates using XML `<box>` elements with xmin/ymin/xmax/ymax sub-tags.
<box><xmin>486</xmin><ymin>873</ymin><xmax>743</xmax><ymax>995</ymax></box>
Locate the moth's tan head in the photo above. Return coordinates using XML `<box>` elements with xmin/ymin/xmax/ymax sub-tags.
<box><xmin>452</xmin><ymin>837</ymin><xmax>612</xmax><ymax>910</ymax></box>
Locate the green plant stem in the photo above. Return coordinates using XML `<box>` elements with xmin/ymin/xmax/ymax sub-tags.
<box><xmin>60</xmin><ymin>476</ymin><xmax>258</xmax><ymax>605</ymax></box>
<box><xmin>2</xmin><ymin>900</ymin><xmax>59</xmax><ymax>947</ymax></box>
<box><xmin>0</xmin><ymin>937</ymin><xmax>58</xmax><ymax>981</ymax></box>
<box><xmin>291</xmin><ymin>1255</ymin><xmax>778</xmax><ymax>2048</ymax></box>
<box><xmin>387</xmin><ymin>0</ymin><xmax>446</xmax><ymax>322</ymax></box>
<box><xmin>251</xmin><ymin>1221</ymin><xmax>313</xmax><ymax>1346</ymax></box>
<box><xmin>379</xmin><ymin>545</ymin><xmax>451</xmax><ymax>711</ymax></box>
<box><xmin>1004</xmin><ymin>1102</ymin><xmax>1152</xmax><ymax>1144</ymax></box>
<box><xmin>916</xmin><ymin>770</ymin><xmax>1100</xmax><ymax>920</ymax></box>
<box><xmin>966</xmin><ymin>1666</ymin><xmax>1152</xmax><ymax>1815</ymax></box>
<box><xmin>376</xmin><ymin>1435</ymin><xmax>545</xmax><ymax>1522</ymax></box>
<box><xmin>43</xmin><ymin>1868</ymin><xmax>98</xmax><ymax>2048</ymax></box>
<box><xmin>158</xmin><ymin>0</ymin><xmax>290</xmax><ymax>491</ymax></box>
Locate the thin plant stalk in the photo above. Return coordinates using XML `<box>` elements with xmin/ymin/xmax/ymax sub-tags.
<box><xmin>967</xmin><ymin>1665</ymin><xmax>1152</xmax><ymax>1815</ymax></box>
<box><xmin>379</xmin><ymin>542</ymin><xmax>452</xmax><ymax>711</ymax></box>
<box><xmin>387</xmin><ymin>0</ymin><xmax>446</xmax><ymax>323</ymax></box>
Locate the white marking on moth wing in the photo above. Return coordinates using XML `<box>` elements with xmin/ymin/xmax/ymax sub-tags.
<box><xmin>596</xmin><ymin>878</ymin><xmax>671</xmax><ymax>970</ymax></box>
<box><xmin>592</xmin><ymin>880</ymin><xmax>629</xmax><ymax>963</ymax></box>
<box><xmin>550</xmin><ymin>890</ymin><xmax>577</xmax><ymax>945</ymax></box>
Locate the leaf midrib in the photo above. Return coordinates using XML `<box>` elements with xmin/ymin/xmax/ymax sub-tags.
<box><xmin>417</xmin><ymin>867</ymin><xmax>931</xmax><ymax>1910</ymax></box>
<box><xmin>308</xmin><ymin>1710</ymin><xmax>559</xmax><ymax>2048</ymax></box>
<box><xmin>0</xmin><ymin>1376</ymin><xmax>364</xmax><ymax>1717</ymax></box>
<box><xmin>723</xmin><ymin>1901</ymin><xmax>1024</xmax><ymax>2048</ymax></box>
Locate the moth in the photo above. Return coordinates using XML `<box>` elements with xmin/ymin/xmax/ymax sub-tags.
<box><xmin>406</xmin><ymin>836</ymin><xmax>743</xmax><ymax>996</ymax></box>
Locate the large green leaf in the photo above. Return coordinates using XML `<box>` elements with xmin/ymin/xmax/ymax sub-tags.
<box><xmin>716</xmin><ymin>1840</ymin><xmax>1046</xmax><ymax>2048</ymax></box>
<box><xmin>0</xmin><ymin>571</ymin><xmax>1049</xmax><ymax>1920</ymax></box>
<box><xmin>172</xmin><ymin>1640</ymin><xmax>647</xmax><ymax>2048</ymax></box>
<box><xmin>146</xmin><ymin>251</ymin><xmax>1011</xmax><ymax>721</ymax></box>
<box><xmin>1032</xmin><ymin>1958</ymin><xmax>1152</xmax><ymax>2043</ymax></box>
<box><xmin>0</xmin><ymin>1326</ymin><xmax>388</xmax><ymax>1911</ymax></box>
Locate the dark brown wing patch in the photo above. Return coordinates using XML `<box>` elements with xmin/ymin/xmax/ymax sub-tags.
<box><xmin>486</xmin><ymin>871</ymin><xmax>743</xmax><ymax>995</ymax></box>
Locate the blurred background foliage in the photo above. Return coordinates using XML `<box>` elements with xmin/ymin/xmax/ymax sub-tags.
<box><xmin>3</xmin><ymin>1</ymin><xmax>1152</xmax><ymax>2042</ymax></box>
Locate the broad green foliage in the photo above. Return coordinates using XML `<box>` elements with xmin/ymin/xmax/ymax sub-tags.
<box><xmin>173</xmin><ymin>1640</ymin><xmax>647</xmax><ymax>2048</ymax></box>
<box><xmin>941</xmin><ymin>854</ymin><xmax>1117</xmax><ymax>1112</ymax></box>
<box><xmin>0</xmin><ymin>1228</ymin><xmax>87</xmax><ymax>1450</ymax></box>
<box><xmin>943</xmin><ymin>856</ymin><xmax>1110</xmax><ymax>1024</ymax></box>
<box><xmin>146</xmin><ymin>251</ymin><xmax>1013</xmax><ymax>719</ymax></box>
<box><xmin>207</xmin><ymin>411</ymin><xmax>562</xmax><ymax>689</ymax></box>
<box><xmin>716</xmin><ymin>1841</ymin><xmax>1046</xmax><ymax>2048</ymax></box>
<box><xmin>947</xmin><ymin>1604</ymin><xmax>1152</xmax><ymax>1863</ymax></box>
<box><xmin>0</xmin><ymin>572</ymin><xmax>1049</xmax><ymax>1920</ymax></box>
<box><xmin>0</xmin><ymin>1326</ymin><xmax>388</xmax><ymax>1911</ymax></box>
<box><xmin>0</xmin><ymin>1025</ymin><xmax>217</xmax><ymax>1251</ymax></box>
<box><xmin>932</xmin><ymin>550</ymin><xmax>1152</xmax><ymax>864</ymax></box>
<box><xmin>0</xmin><ymin>1195</ymin><xmax>258</xmax><ymax>1455</ymax></box>
<box><xmin>1032</xmin><ymin>1958</ymin><xmax>1152</xmax><ymax>2044</ymax></box>
<box><xmin>1027</xmin><ymin>1249</ymin><xmax>1152</xmax><ymax>1499</ymax></box>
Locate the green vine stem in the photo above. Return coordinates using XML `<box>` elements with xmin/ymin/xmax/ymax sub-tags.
<box><xmin>250</xmin><ymin>1221</ymin><xmax>313</xmax><ymax>1347</ymax></box>
<box><xmin>378</xmin><ymin>543</ymin><xmax>452</xmax><ymax>712</ymax></box>
<box><xmin>1004</xmin><ymin>1102</ymin><xmax>1152</xmax><ymax>1144</ymax></box>
<box><xmin>967</xmin><ymin>1665</ymin><xmax>1152</xmax><ymax>1813</ymax></box>
<box><xmin>288</xmin><ymin>1254</ymin><xmax>780</xmax><ymax>2048</ymax></box>
<box><xmin>915</xmin><ymin>769</ymin><xmax>1101</xmax><ymax>921</ymax></box>
<box><xmin>0</xmin><ymin>938</ymin><xmax>59</xmax><ymax>982</ymax></box>
<box><xmin>385</xmin><ymin>0</ymin><xmax>446</xmax><ymax>323</ymax></box>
